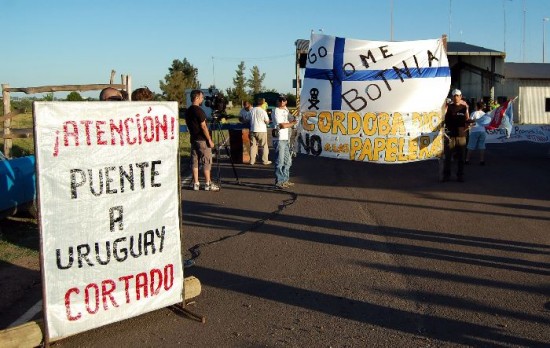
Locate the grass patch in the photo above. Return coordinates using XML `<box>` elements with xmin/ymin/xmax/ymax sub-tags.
<box><xmin>0</xmin><ymin>215</ymin><xmax>39</xmax><ymax>263</ymax></box>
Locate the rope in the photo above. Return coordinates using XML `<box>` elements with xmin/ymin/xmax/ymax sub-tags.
<box><xmin>184</xmin><ymin>181</ymin><xmax>298</xmax><ymax>268</ymax></box>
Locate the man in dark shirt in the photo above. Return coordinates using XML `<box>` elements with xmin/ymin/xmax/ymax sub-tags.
<box><xmin>443</xmin><ymin>89</ymin><xmax>470</xmax><ymax>182</ymax></box>
<box><xmin>184</xmin><ymin>89</ymin><xmax>219</xmax><ymax>191</ymax></box>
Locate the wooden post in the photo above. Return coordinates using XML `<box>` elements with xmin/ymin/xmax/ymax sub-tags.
<box><xmin>109</xmin><ymin>70</ymin><xmax>116</xmax><ymax>84</ymax></box>
<box><xmin>2</xmin><ymin>84</ymin><xmax>12</xmax><ymax>158</ymax></box>
<box><xmin>126</xmin><ymin>75</ymin><xmax>132</xmax><ymax>101</ymax></box>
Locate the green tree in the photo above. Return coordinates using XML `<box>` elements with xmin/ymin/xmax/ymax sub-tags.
<box><xmin>10</xmin><ymin>98</ymin><xmax>33</xmax><ymax>113</ymax></box>
<box><xmin>247</xmin><ymin>65</ymin><xmax>265</xmax><ymax>96</ymax></box>
<box><xmin>285</xmin><ymin>93</ymin><xmax>297</xmax><ymax>107</ymax></box>
<box><xmin>226</xmin><ymin>61</ymin><xmax>249</xmax><ymax>105</ymax></box>
<box><xmin>43</xmin><ymin>92</ymin><xmax>55</xmax><ymax>101</ymax></box>
<box><xmin>159</xmin><ymin>58</ymin><xmax>200</xmax><ymax>106</ymax></box>
<box><xmin>66</xmin><ymin>91</ymin><xmax>83</xmax><ymax>101</ymax></box>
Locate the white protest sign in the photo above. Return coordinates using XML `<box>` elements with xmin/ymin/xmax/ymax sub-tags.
<box><xmin>298</xmin><ymin>34</ymin><xmax>451</xmax><ymax>163</ymax></box>
<box><xmin>34</xmin><ymin>101</ymin><xmax>183</xmax><ymax>340</ymax></box>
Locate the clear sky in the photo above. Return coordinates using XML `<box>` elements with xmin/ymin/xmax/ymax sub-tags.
<box><xmin>1</xmin><ymin>0</ymin><xmax>549</xmax><ymax>98</ymax></box>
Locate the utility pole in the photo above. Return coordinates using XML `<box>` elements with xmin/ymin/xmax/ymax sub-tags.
<box><xmin>544</xmin><ymin>18</ymin><xmax>550</xmax><ymax>63</ymax></box>
<box><xmin>390</xmin><ymin>0</ymin><xmax>394</xmax><ymax>41</ymax></box>
<box><xmin>522</xmin><ymin>0</ymin><xmax>526</xmax><ymax>62</ymax></box>
<box><xmin>449</xmin><ymin>0</ymin><xmax>452</xmax><ymax>41</ymax></box>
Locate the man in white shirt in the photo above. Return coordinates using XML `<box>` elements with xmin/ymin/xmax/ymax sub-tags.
<box><xmin>246</xmin><ymin>99</ymin><xmax>271</xmax><ymax>165</ymax></box>
<box><xmin>272</xmin><ymin>96</ymin><xmax>297</xmax><ymax>189</ymax></box>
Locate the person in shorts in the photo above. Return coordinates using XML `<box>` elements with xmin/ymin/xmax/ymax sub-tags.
<box><xmin>184</xmin><ymin>89</ymin><xmax>220</xmax><ymax>191</ymax></box>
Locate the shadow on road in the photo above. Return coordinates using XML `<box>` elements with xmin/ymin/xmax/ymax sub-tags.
<box><xmin>193</xmin><ymin>266</ymin><xmax>548</xmax><ymax>347</ymax></box>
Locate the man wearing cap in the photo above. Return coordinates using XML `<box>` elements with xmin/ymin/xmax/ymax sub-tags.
<box><xmin>442</xmin><ymin>89</ymin><xmax>470</xmax><ymax>182</ymax></box>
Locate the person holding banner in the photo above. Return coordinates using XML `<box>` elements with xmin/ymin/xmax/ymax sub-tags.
<box><xmin>466</xmin><ymin>101</ymin><xmax>488</xmax><ymax>165</ymax></box>
<box><xmin>185</xmin><ymin>89</ymin><xmax>220</xmax><ymax>191</ymax></box>
<box><xmin>272</xmin><ymin>96</ymin><xmax>297</xmax><ymax>189</ymax></box>
<box><xmin>442</xmin><ymin>89</ymin><xmax>470</xmax><ymax>182</ymax></box>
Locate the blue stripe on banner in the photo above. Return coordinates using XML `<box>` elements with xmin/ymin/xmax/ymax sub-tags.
<box><xmin>305</xmin><ymin>66</ymin><xmax>451</xmax><ymax>81</ymax></box>
<box><xmin>332</xmin><ymin>37</ymin><xmax>345</xmax><ymax>110</ymax></box>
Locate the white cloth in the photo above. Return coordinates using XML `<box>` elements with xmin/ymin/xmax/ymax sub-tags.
<box><xmin>273</xmin><ymin>107</ymin><xmax>290</xmax><ymax>140</ymax></box>
<box><xmin>469</xmin><ymin>110</ymin><xmax>486</xmax><ymax>133</ymax></box>
<box><xmin>249</xmin><ymin>107</ymin><xmax>269</xmax><ymax>132</ymax></box>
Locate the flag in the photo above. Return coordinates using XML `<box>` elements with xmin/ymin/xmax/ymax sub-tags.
<box><xmin>486</xmin><ymin>97</ymin><xmax>516</xmax><ymax>138</ymax></box>
<box><xmin>298</xmin><ymin>33</ymin><xmax>451</xmax><ymax>163</ymax></box>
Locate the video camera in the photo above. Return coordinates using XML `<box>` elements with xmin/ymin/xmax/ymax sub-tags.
<box><xmin>204</xmin><ymin>88</ymin><xmax>227</xmax><ymax>119</ymax></box>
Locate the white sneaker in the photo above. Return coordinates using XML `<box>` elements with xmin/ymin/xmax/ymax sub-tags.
<box><xmin>191</xmin><ymin>182</ymin><xmax>200</xmax><ymax>191</ymax></box>
<box><xmin>204</xmin><ymin>182</ymin><xmax>220</xmax><ymax>191</ymax></box>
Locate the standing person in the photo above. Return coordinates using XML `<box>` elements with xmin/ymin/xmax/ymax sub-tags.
<box><xmin>466</xmin><ymin>101</ymin><xmax>488</xmax><ymax>165</ymax></box>
<box><xmin>260</xmin><ymin>98</ymin><xmax>268</xmax><ymax>111</ymax></box>
<box><xmin>99</xmin><ymin>87</ymin><xmax>123</xmax><ymax>101</ymax></box>
<box><xmin>272</xmin><ymin>95</ymin><xmax>297</xmax><ymax>189</ymax></box>
<box><xmin>238</xmin><ymin>100</ymin><xmax>252</xmax><ymax>123</ymax></box>
<box><xmin>247</xmin><ymin>99</ymin><xmax>271</xmax><ymax>165</ymax></box>
<box><xmin>442</xmin><ymin>89</ymin><xmax>470</xmax><ymax>182</ymax></box>
<box><xmin>184</xmin><ymin>89</ymin><xmax>220</xmax><ymax>191</ymax></box>
<box><xmin>131</xmin><ymin>87</ymin><xmax>154</xmax><ymax>101</ymax></box>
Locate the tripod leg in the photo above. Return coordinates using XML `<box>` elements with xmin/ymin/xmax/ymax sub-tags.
<box><xmin>213</xmin><ymin>120</ymin><xmax>239</xmax><ymax>184</ymax></box>
<box><xmin>224</xmin><ymin>142</ymin><xmax>239</xmax><ymax>182</ymax></box>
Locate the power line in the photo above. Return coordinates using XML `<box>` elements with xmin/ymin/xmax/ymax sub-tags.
<box><xmin>212</xmin><ymin>54</ymin><xmax>293</xmax><ymax>62</ymax></box>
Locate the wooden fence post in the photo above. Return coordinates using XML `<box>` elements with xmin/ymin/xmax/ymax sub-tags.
<box><xmin>2</xmin><ymin>84</ymin><xmax>12</xmax><ymax>158</ymax></box>
<box><xmin>126</xmin><ymin>75</ymin><xmax>132</xmax><ymax>101</ymax></box>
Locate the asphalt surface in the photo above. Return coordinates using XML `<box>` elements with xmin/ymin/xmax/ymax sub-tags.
<box><xmin>11</xmin><ymin>141</ymin><xmax>550</xmax><ymax>347</ymax></box>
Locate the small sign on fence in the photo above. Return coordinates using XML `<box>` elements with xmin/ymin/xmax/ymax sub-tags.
<box><xmin>33</xmin><ymin>101</ymin><xmax>183</xmax><ymax>340</ymax></box>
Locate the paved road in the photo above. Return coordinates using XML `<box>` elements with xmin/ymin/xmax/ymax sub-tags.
<box><xmin>22</xmin><ymin>142</ymin><xmax>550</xmax><ymax>346</ymax></box>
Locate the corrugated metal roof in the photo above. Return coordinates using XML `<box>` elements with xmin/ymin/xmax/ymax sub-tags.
<box><xmin>504</xmin><ymin>62</ymin><xmax>550</xmax><ymax>79</ymax></box>
<box><xmin>446</xmin><ymin>42</ymin><xmax>505</xmax><ymax>57</ymax></box>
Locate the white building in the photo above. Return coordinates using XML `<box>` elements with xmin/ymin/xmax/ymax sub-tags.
<box><xmin>500</xmin><ymin>63</ymin><xmax>550</xmax><ymax>124</ymax></box>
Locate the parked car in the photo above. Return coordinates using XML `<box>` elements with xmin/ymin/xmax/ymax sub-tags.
<box><xmin>0</xmin><ymin>151</ymin><xmax>36</xmax><ymax>218</ymax></box>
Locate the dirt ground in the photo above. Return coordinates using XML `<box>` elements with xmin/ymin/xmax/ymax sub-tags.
<box><xmin>0</xmin><ymin>213</ymin><xmax>42</xmax><ymax>328</ymax></box>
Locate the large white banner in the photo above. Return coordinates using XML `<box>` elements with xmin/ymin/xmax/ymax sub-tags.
<box><xmin>34</xmin><ymin>101</ymin><xmax>183</xmax><ymax>340</ymax></box>
<box><xmin>298</xmin><ymin>34</ymin><xmax>451</xmax><ymax>163</ymax></box>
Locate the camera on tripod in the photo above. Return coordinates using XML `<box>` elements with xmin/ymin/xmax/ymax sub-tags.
<box><xmin>184</xmin><ymin>87</ymin><xmax>228</xmax><ymax>120</ymax></box>
<box><xmin>204</xmin><ymin>88</ymin><xmax>227</xmax><ymax>120</ymax></box>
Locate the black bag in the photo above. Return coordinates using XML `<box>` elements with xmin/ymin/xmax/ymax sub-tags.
<box><xmin>272</xmin><ymin>128</ymin><xmax>279</xmax><ymax>138</ymax></box>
